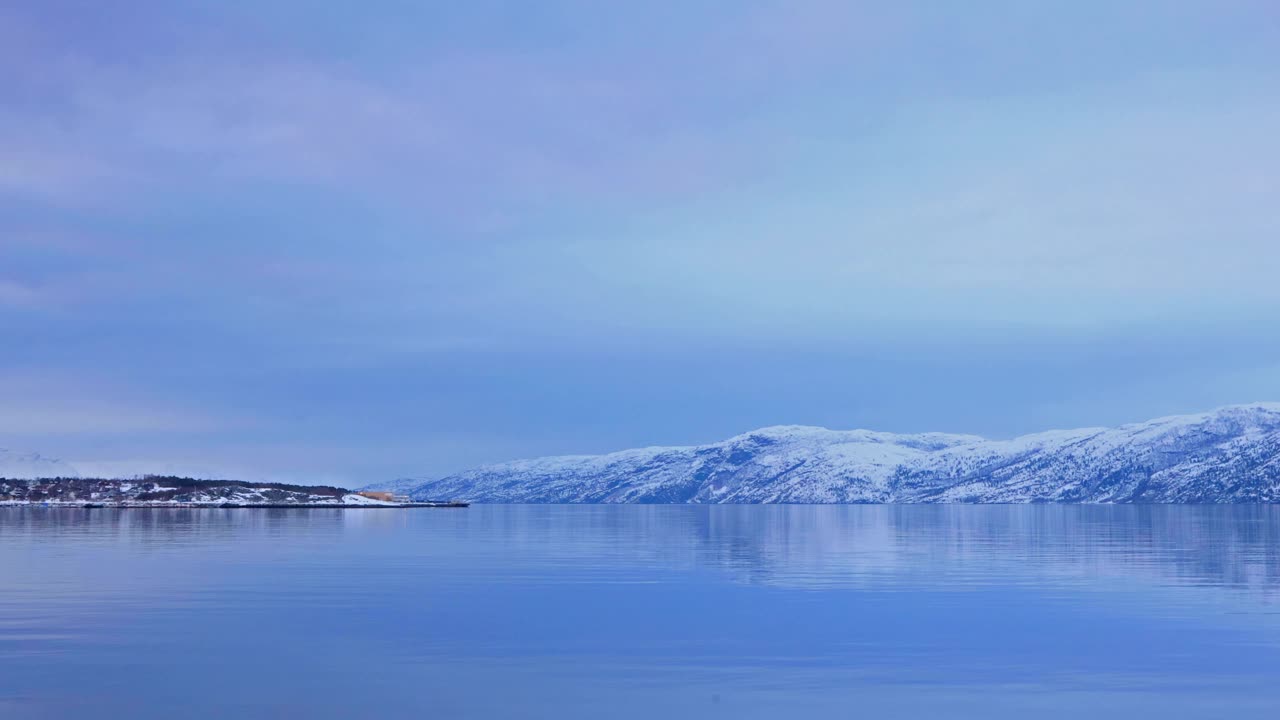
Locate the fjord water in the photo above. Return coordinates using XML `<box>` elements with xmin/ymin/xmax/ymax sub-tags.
<box><xmin>2</xmin><ymin>506</ymin><xmax>1279</xmax><ymax>719</ymax></box>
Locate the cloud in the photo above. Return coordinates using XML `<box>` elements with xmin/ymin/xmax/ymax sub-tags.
<box><xmin>0</xmin><ymin>3</ymin><xmax>965</xmax><ymax>215</ymax></box>
<box><xmin>0</xmin><ymin>33</ymin><xmax>760</xmax><ymax>215</ymax></box>
<box><xmin>526</xmin><ymin>70</ymin><xmax>1280</xmax><ymax>341</ymax></box>
<box><xmin>0</xmin><ymin>407</ymin><xmax>235</xmax><ymax>435</ymax></box>
<box><xmin>0</xmin><ymin>371</ymin><xmax>248</xmax><ymax>435</ymax></box>
<box><xmin>0</xmin><ymin>1</ymin><xmax>1278</xmax><ymax>482</ymax></box>
<box><xmin>0</xmin><ymin>280</ymin><xmax>44</xmax><ymax>308</ymax></box>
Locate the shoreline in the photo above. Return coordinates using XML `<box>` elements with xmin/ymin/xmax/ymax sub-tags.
<box><xmin>0</xmin><ymin>501</ymin><xmax>469</xmax><ymax>509</ymax></box>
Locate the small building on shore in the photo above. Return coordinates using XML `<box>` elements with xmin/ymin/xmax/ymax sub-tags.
<box><xmin>356</xmin><ymin>491</ymin><xmax>409</xmax><ymax>503</ymax></box>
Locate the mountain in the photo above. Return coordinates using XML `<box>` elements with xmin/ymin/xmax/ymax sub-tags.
<box><xmin>389</xmin><ymin>404</ymin><xmax>1280</xmax><ymax>503</ymax></box>
<box><xmin>0</xmin><ymin>448</ymin><xmax>78</xmax><ymax>480</ymax></box>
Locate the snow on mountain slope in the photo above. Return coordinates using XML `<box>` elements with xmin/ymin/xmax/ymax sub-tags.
<box><xmin>0</xmin><ymin>448</ymin><xmax>78</xmax><ymax>479</ymax></box>
<box><xmin>390</xmin><ymin>404</ymin><xmax>1280</xmax><ymax>504</ymax></box>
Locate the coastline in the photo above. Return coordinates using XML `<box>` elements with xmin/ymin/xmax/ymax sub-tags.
<box><xmin>0</xmin><ymin>501</ymin><xmax>469</xmax><ymax>509</ymax></box>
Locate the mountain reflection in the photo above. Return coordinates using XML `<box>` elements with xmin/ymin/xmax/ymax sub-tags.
<box><xmin>3</xmin><ymin>505</ymin><xmax>1279</xmax><ymax>603</ymax></box>
<box><xmin>680</xmin><ymin>505</ymin><xmax>1280</xmax><ymax>598</ymax></box>
<box><xmin>433</xmin><ymin>505</ymin><xmax>1280</xmax><ymax>602</ymax></box>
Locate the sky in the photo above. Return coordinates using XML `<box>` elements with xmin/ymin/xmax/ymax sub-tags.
<box><xmin>2</xmin><ymin>1</ymin><xmax>1279</xmax><ymax>485</ymax></box>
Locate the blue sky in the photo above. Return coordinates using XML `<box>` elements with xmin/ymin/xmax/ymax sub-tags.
<box><xmin>2</xmin><ymin>1</ymin><xmax>1279</xmax><ymax>484</ymax></box>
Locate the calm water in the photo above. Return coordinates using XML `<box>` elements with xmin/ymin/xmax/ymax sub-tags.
<box><xmin>2</xmin><ymin>505</ymin><xmax>1280</xmax><ymax>719</ymax></box>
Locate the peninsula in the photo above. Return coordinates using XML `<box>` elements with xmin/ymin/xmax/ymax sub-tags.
<box><xmin>0</xmin><ymin>477</ymin><xmax>467</xmax><ymax>508</ymax></box>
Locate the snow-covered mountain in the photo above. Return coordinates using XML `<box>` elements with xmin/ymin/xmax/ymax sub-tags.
<box><xmin>0</xmin><ymin>448</ymin><xmax>77</xmax><ymax>479</ymax></box>
<box><xmin>391</xmin><ymin>404</ymin><xmax>1280</xmax><ymax>503</ymax></box>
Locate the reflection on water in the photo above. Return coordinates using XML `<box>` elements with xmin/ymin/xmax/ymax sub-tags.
<box><xmin>2</xmin><ymin>505</ymin><xmax>1279</xmax><ymax>719</ymax></box>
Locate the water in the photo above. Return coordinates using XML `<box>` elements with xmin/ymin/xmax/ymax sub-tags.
<box><xmin>2</xmin><ymin>505</ymin><xmax>1279</xmax><ymax>719</ymax></box>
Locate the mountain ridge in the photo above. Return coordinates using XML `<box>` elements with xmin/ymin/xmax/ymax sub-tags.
<box><xmin>0</xmin><ymin>448</ymin><xmax>78</xmax><ymax>480</ymax></box>
<box><xmin>385</xmin><ymin>404</ymin><xmax>1280</xmax><ymax>504</ymax></box>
